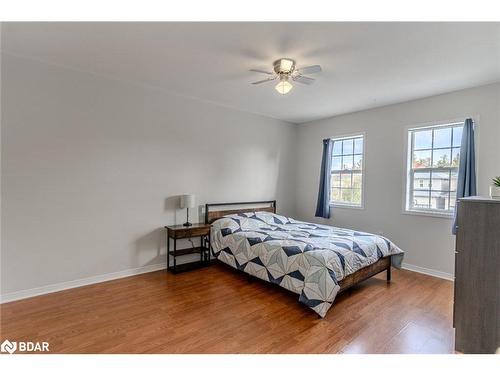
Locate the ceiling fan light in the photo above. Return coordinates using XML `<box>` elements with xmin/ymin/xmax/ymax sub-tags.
<box><xmin>279</xmin><ymin>58</ymin><xmax>294</xmax><ymax>73</ymax></box>
<box><xmin>275</xmin><ymin>79</ymin><xmax>293</xmax><ymax>95</ymax></box>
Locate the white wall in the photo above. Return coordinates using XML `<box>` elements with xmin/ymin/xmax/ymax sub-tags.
<box><xmin>0</xmin><ymin>53</ymin><xmax>297</xmax><ymax>297</ymax></box>
<box><xmin>295</xmin><ymin>82</ymin><xmax>500</xmax><ymax>277</ymax></box>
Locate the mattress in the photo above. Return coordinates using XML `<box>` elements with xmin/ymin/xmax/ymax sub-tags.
<box><xmin>211</xmin><ymin>211</ymin><xmax>404</xmax><ymax>317</ymax></box>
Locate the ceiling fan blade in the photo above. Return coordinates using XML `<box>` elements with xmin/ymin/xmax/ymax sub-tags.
<box><xmin>251</xmin><ymin>77</ymin><xmax>277</xmax><ymax>85</ymax></box>
<box><xmin>293</xmin><ymin>75</ymin><xmax>315</xmax><ymax>85</ymax></box>
<box><xmin>296</xmin><ymin>65</ymin><xmax>322</xmax><ymax>74</ymax></box>
<box><xmin>249</xmin><ymin>69</ymin><xmax>274</xmax><ymax>75</ymax></box>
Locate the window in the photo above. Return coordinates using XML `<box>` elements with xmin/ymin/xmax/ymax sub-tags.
<box><xmin>330</xmin><ymin>134</ymin><xmax>364</xmax><ymax>207</ymax></box>
<box><xmin>405</xmin><ymin>122</ymin><xmax>463</xmax><ymax>216</ymax></box>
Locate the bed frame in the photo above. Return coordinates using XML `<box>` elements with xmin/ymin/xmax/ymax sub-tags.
<box><xmin>204</xmin><ymin>200</ymin><xmax>391</xmax><ymax>294</ymax></box>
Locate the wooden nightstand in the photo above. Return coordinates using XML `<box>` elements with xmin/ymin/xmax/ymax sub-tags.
<box><xmin>164</xmin><ymin>223</ymin><xmax>211</xmax><ymax>273</ymax></box>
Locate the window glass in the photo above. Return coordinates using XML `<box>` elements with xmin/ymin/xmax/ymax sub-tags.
<box><xmin>433</xmin><ymin>127</ymin><xmax>452</xmax><ymax>148</ymax></box>
<box><xmin>342</xmin><ymin>155</ymin><xmax>354</xmax><ymax>170</ymax></box>
<box><xmin>432</xmin><ymin>149</ymin><xmax>451</xmax><ymax>168</ymax></box>
<box><xmin>414</xmin><ymin>130</ymin><xmax>432</xmax><ymax>150</ymax></box>
<box><xmin>330</xmin><ymin>135</ymin><xmax>364</xmax><ymax>207</ymax></box>
<box><xmin>451</xmin><ymin>148</ymin><xmax>460</xmax><ymax>167</ymax></box>
<box><xmin>406</xmin><ymin>123</ymin><xmax>464</xmax><ymax>215</ymax></box>
<box><xmin>332</xmin><ymin>141</ymin><xmax>342</xmax><ymax>156</ymax></box>
<box><xmin>331</xmin><ymin>173</ymin><xmax>341</xmax><ymax>188</ymax></box>
<box><xmin>412</xmin><ymin>150</ymin><xmax>431</xmax><ymax>168</ymax></box>
<box><xmin>342</xmin><ymin>139</ymin><xmax>354</xmax><ymax>155</ymax></box>
<box><xmin>452</xmin><ymin>127</ymin><xmax>463</xmax><ymax>147</ymax></box>
<box><xmin>353</xmin><ymin>155</ymin><xmax>363</xmax><ymax>169</ymax></box>
<box><xmin>354</xmin><ymin>138</ymin><xmax>363</xmax><ymax>154</ymax></box>
<box><xmin>332</xmin><ymin>156</ymin><xmax>342</xmax><ymax>170</ymax></box>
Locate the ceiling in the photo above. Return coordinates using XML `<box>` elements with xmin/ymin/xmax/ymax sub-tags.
<box><xmin>2</xmin><ymin>22</ymin><xmax>499</xmax><ymax>123</ymax></box>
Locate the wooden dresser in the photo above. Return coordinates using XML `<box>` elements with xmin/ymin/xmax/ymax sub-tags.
<box><xmin>454</xmin><ymin>196</ymin><xmax>500</xmax><ymax>353</ymax></box>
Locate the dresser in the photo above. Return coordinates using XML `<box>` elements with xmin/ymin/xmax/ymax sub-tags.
<box><xmin>454</xmin><ymin>196</ymin><xmax>500</xmax><ymax>353</ymax></box>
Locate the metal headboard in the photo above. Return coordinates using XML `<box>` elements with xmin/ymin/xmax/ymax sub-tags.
<box><xmin>204</xmin><ymin>200</ymin><xmax>277</xmax><ymax>224</ymax></box>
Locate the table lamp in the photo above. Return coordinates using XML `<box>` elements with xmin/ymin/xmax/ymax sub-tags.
<box><xmin>180</xmin><ymin>194</ymin><xmax>196</xmax><ymax>227</ymax></box>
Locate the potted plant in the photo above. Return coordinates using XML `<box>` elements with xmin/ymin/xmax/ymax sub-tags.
<box><xmin>490</xmin><ymin>176</ymin><xmax>500</xmax><ymax>199</ymax></box>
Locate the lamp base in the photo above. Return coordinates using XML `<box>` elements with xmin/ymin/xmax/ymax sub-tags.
<box><xmin>183</xmin><ymin>222</ymin><xmax>193</xmax><ymax>227</ymax></box>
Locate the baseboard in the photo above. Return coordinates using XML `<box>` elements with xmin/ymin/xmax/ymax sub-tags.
<box><xmin>401</xmin><ymin>262</ymin><xmax>454</xmax><ymax>281</ymax></box>
<box><xmin>0</xmin><ymin>262</ymin><xmax>167</xmax><ymax>304</ymax></box>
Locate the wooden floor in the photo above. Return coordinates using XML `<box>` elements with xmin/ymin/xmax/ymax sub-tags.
<box><xmin>0</xmin><ymin>263</ymin><xmax>454</xmax><ymax>353</ymax></box>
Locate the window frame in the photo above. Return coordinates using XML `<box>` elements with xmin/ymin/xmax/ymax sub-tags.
<box><xmin>329</xmin><ymin>132</ymin><xmax>366</xmax><ymax>210</ymax></box>
<box><xmin>402</xmin><ymin>118</ymin><xmax>477</xmax><ymax>219</ymax></box>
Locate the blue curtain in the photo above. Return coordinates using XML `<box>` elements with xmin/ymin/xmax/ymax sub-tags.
<box><xmin>315</xmin><ymin>138</ymin><xmax>333</xmax><ymax>219</ymax></box>
<box><xmin>452</xmin><ymin>118</ymin><xmax>476</xmax><ymax>234</ymax></box>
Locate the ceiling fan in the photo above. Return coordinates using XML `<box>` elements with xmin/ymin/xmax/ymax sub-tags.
<box><xmin>250</xmin><ymin>58</ymin><xmax>322</xmax><ymax>95</ymax></box>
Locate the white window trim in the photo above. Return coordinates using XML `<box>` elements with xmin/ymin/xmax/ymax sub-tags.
<box><xmin>329</xmin><ymin>132</ymin><xmax>366</xmax><ymax>210</ymax></box>
<box><xmin>401</xmin><ymin>116</ymin><xmax>480</xmax><ymax>219</ymax></box>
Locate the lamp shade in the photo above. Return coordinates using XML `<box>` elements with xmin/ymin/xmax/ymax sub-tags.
<box><xmin>275</xmin><ymin>79</ymin><xmax>293</xmax><ymax>95</ymax></box>
<box><xmin>180</xmin><ymin>194</ymin><xmax>196</xmax><ymax>209</ymax></box>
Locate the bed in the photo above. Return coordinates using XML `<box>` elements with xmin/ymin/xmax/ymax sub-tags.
<box><xmin>206</xmin><ymin>200</ymin><xmax>404</xmax><ymax>318</ymax></box>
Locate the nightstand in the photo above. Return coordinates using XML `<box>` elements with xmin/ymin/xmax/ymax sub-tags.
<box><xmin>164</xmin><ymin>223</ymin><xmax>211</xmax><ymax>273</ymax></box>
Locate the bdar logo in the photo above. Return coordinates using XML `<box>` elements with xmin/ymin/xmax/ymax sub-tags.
<box><xmin>0</xmin><ymin>339</ymin><xmax>49</xmax><ymax>354</ymax></box>
<box><xmin>1</xmin><ymin>339</ymin><xmax>17</xmax><ymax>354</ymax></box>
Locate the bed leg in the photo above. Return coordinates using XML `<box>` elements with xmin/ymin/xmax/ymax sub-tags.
<box><xmin>386</xmin><ymin>266</ymin><xmax>391</xmax><ymax>283</ymax></box>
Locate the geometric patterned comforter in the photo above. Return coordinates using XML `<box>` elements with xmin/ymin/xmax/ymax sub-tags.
<box><xmin>211</xmin><ymin>211</ymin><xmax>404</xmax><ymax>317</ymax></box>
